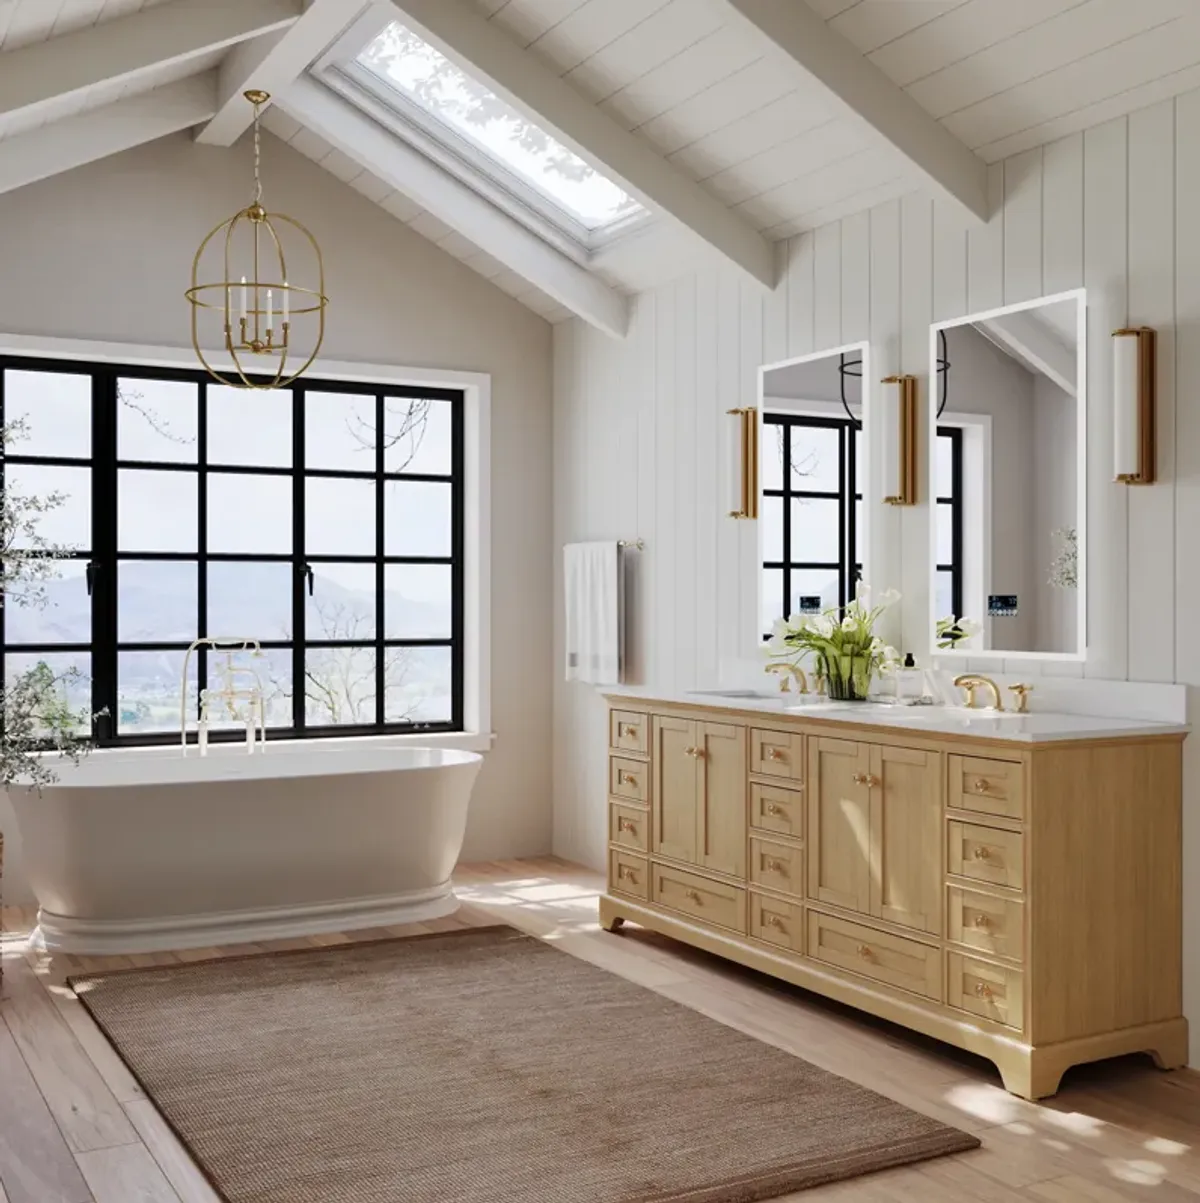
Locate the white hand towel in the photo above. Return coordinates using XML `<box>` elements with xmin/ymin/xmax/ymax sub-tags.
<box><xmin>564</xmin><ymin>542</ymin><xmax>622</xmax><ymax>685</ymax></box>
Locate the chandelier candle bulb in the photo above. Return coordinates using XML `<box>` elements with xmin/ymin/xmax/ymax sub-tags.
<box><xmin>240</xmin><ymin>276</ymin><xmax>247</xmax><ymax>322</ymax></box>
<box><xmin>266</xmin><ymin>289</ymin><xmax>273</xmax><ymax>337</ymax></box>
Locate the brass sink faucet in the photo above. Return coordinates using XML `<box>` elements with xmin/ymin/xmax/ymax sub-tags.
<box><xmin>766</xmin><ymin>662</ymin><xmax>809</xmax><ymax>694</ymax></box>
<box><xmin>954</xmin><ymin>673</ymin><xmax>1003</xmax><ymax>710</ymax></box>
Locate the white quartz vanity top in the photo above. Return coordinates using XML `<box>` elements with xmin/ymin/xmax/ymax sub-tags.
<box><xmin>602</xmin><ymin>686</ymin><xmax>1188</xmax><ymax>744</ymax></box>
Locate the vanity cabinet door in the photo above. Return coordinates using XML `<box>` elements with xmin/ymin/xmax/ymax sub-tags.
<box><xmin>807</xmin><ymin>737</ymin><xmax>872</xmax><ymax>916</ymax></box>
<box><xmin>652</xmin><ymin>716</ymin><xmax>699</xmax><ymax>865</ymax></box>
<box><xmin>870</xmin><ymin>745</ymin><xmax>942</xmax><ymax>935</ymax></box>
<box><xmin>697</xmin><ymin>722</ymin><xmax>746</xmax><ymax>879</ymax></box>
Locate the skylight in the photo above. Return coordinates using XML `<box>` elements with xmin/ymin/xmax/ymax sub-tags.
<box><xmin>356</xmin><ymin>21</ymin><xmax>645</xmax><ymax>233</ymax></box>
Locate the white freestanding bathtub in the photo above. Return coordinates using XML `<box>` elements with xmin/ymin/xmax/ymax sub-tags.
<box><xmin>7</xmin><ymin>743</ymin><xmax>483</xmax><ymax>954</ymax></box>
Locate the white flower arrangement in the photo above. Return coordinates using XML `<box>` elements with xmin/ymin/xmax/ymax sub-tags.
<box><xmin>1048</xmin><ymin>527</ymin><xmax>1078</xmax><ymax>590</ymax></box>
<box><xmin>935</xmin><ymin>614</ymin><xmax>980</xmax><ymax>650</ymax></box>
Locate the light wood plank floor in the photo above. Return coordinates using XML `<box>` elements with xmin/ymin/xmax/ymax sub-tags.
<box><xmin>2</xmin><ymin>858</ymin><xmax>1198</xmax><ymax>1203</ymax></box>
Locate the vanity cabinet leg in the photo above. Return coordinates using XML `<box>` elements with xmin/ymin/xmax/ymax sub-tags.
<box><xmin>996</xmin><ymin>1050</ymin><xmax>1063</xmax><ymax>1101</ymax></box>
<box><xmin>599</xmin><ymin>896</ymin><xmax>626</xmax><ymax>933</ymax></box>
<box><xmin>1148</xmin><ymin>1023</ymin><xmax>1189</xmax><ymax>1072</ymax></box>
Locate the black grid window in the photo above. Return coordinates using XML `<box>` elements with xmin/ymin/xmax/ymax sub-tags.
<box><xmin>761</xmin><ymin>414</ymin><xmax>861</xmax><ymax>637</ymax></box>
<box><xmin>934</xmin><ymin>425</ymin><xmax>964</xmax><ymax>623</ymax></box>
<box><xmin>0</xmin><ymin>356</ymin><xmax>465</xmax><ymax>746</ymax></box>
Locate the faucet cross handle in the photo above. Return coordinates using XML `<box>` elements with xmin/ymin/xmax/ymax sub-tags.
<box><xmin>1008</xmin><ymin>683</ymin><xmax>1033</xmax><ymax>714</ymax></box>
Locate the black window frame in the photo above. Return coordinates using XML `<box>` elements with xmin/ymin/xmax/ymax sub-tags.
<box><xmin>0</xmin><ymin>354</ymin><xmax>465</xmax><ymax>747</ymax></box>
<box><xmin>761</xmin><ymin>412</ymin><xmax>861</xmax><ymax>637</ymax></box>
<box><xmin>935</xmin><ymin>424</ymin><xmax>964</xmax><ymax>622</ymax></box>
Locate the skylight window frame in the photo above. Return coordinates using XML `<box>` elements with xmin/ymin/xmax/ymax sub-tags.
<box><xmin>314</xmin><ymin>16</ymin><xmax>650</xmax><ymax>258</ymax></box>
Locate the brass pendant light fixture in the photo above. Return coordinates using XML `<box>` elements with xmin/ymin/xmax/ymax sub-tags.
<box><xmin>186</xmin><ymin>90</ymin><xmax>328</xmax><ymax>389</ymax></box>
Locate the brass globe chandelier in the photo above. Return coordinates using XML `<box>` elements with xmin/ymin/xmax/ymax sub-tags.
<box><xmin>186</xmin><ymin>90</ymin><xmax>328</xmax><ymax>389</ymax></box>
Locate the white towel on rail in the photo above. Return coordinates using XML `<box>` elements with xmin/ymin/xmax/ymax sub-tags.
<box><xmin>564</xmin><ymin>541</ymin><xmax>622</xmax><ymax>685</ymax></box>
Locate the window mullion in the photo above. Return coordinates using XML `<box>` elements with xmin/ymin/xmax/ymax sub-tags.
<box><xmin>375</xmin><ymin>392</ymin><xmax>385</xmax><ymax>727</ymax></box>
<box><xmin>293</xmin><ymin>385</ymin><xmax>306</xmax><ymax>732</ymax></box>
<box><xmin>92</xmin><ymin>369</ymin><xmax>118</xmax><ymax>745</ymax></box>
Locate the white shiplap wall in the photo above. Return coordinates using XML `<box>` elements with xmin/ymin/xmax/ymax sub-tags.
<box><xmin>552</xmin><ymin>91</ymin><xmax>1200</xmax><ymax>1060</ymax></box>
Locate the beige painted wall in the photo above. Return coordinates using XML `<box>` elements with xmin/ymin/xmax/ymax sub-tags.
<box><xmin>0</xmin><ymin>130</ymin><xmax>555</xmax><ymax>900</ymax></box>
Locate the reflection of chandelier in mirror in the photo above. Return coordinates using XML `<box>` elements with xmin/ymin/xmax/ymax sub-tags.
<box><xmin>836</xmin><ymin>333</ymin><xmax>951</xmax><ymax>425</ymax></box>
<box><xmin>186</xmin><ymin>91</ymin><xmax>328</xmax><ymax>389</ymax></box>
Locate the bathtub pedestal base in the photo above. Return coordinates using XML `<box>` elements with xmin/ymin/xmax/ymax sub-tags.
<box><xmin>30</xmin><ymin>882</ymin><xmax>459</xmax><ymax>955</ymax></box>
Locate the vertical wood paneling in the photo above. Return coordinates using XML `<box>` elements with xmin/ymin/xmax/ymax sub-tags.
<box><xmin>932</xmin><ymin>201</ymin><xmax>968</xmax><ymax>322</ymax></box>
<box><xmin>653</xmin><ymin>286</ymin><xmax>677</xmax><ymax>688</ymax></box>
<box><xmin>967</xmin><ymin>163</ymin><xmax>1005</xmax><ymax>314</ymax></box>
<box><xmin>1082</xmin><ymin>116</ymin><xmax>1129</xmax><ymax>680</ymax></box>
<box><xmin>1042</xmin><ymin>134</ymin><xmax>1084</xmax><ymax>294</ymax></box>
<box><xmin>633</xmin><ymin>294</ymin><xmax>657</xmax><ymax>689</ymax></box>
<box><xmin>762</xmin><ymin>240</ymin><xmax>788</xmax><ymax>367</ymax></box>
<box><xmin>1003</xmin><ymin>147</ymin><xmax>1044</xmax><ymax>303</ymax></box>
<box><xmin>716</xmin><ymin>274</ymin><xmax>742</xmax><ymax>675</ymax></box>
<box><xmin>814</xmin><ymin>223</ymin><xmax>842</xmax><ymax>351</ymax></box>
<box><xmin>1127</xmin><ymin>100</ymin><xmax>1176</xmax><ymax>683</ymax></box>
<box><xmin>738</xmin><ymin>279</ymin><xmax>764</xmax><ymax>657</ymax></box>
<box><xmin>674</xmin><ymin>277</ymin><xmax>698</xmax><ymax>690</ymax></box>
<box><xmin>785</xmin><ymin>231</ymin><xmax>815</xmax><ymax>359</ymax></box>
<box><xmin>840</xmin><ymin>211</ymin><xmax>871</xmax><ymax>346</ymax></box>
<box><xmin>695</xmin><ymin>272</ymin><xmax>719</xmax><ymax>687</ymax></box>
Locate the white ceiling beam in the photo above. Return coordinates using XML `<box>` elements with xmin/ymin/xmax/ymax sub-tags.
<box><xmin>0</xmin><ymin>0</ymin><xmax>299</xmax><ymax>127</ymax></box>
<box><xmin>0</xmin><ymin>74</ymin><xmax>218</xmax><ymax>197</ymax></box>
<box><xmin>279</xmin><ymin>77</ymin><xmax>628</xmax><ymax>337</ymax></box>
<box><xmin>719</xmin><ymin>0</ymin><xmax>990</xmax><ymax>224</ymax></box>
<box><xmin>392</xmin><ymin>0</ymin><xmax>776</xmax><ymax>290</ymax></box>
<box><xmin>198</xmin><ymin>0</ymin><xmax>375</xmax><ymax>146</ymax></box>
<box><xmin>977</xmin><ymin>313</ymin><xmax>1076</xmax><ymax>395</ymax></box>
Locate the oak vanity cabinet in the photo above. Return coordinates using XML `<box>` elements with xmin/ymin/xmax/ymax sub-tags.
<box><xmin>602</xmin><ymin>695</ymin><xmax>1187</xmax><ymax>1102</ymax></box>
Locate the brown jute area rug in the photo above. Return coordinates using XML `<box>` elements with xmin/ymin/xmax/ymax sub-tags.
<box><xmin>71</xmin><ymin>926</ymin><xmax>978</xmax><ymax>1203</ymax></box>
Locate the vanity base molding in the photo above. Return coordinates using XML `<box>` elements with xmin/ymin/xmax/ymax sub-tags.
<box><xmin>599</xmin><ymin>894</ymin><xmax>1187</xmax><ymax>1100</ymax></box>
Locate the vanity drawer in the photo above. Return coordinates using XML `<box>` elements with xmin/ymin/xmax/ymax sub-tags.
<box><xmin>750</xmin><ymin>729</ymin><xmax>804</xmax><ymax>782</ymax></box>
<box><xmin>750</xmin><ymin>892</ymin><xmax>804</xmax><ymax>955</ymax></box>
<box><xmin>609</xmin><ymin>804</ymin><xmax>648</xmax><ymax>853</ymax></box>
<box><xmin>808</xmin><ymin>911</ymin><xmax>941</xmax><ymax>1001</ymax></box>
<box><xmin>652</xmin><ymin>864</ymin><xmax>746</xmax><ymax>933</ymax></box>
<box><xmin>749</xmin><ymin>835</ymin><xmax>804</xmax><ymax>899</ymax></box>
<box><xmin>947</xmin><ymin>886</ymin><xmax>1024</xmax><ymax>962</ymax></box>
<box><xmin>609</xmin><ymin>850</ymin><xmax>649</xmax><ymax>900</ymax></box>
<box><xmin>750</xmin><ymin>781</ymin><xmax>804</xmax><ymax>839</ymax></box>
<box><xmin>609</xmin><ymin>757</ymin><xmax>648</xmax><ymax>804</ymax></box>
<box><xmin>949</xmin><ymin>755</ymin><xmax>1024</xmax><ymax>819</ymax></box>
<box><xmin>948</xmin><ymin>821</ymin><xmax>1024</xmax><ymax>892</ymax></box>
<box><xmin>947</xmin><ymin>953</ymin><xmax>1024</xmax><ymax>1031</ymax></box>
<box><xmin>610</xmin><ymin>709</ymin><xmax>648</xmax><ymax>755</ymax></box>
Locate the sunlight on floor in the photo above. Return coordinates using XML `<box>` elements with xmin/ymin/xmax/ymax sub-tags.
<box><xmin>944</xmin><ymin>1082</ymin><xmax>1023</xmax><ymax>1124</ymax></box>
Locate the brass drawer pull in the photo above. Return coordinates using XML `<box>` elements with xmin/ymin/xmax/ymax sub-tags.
<box><xmin>973</xmin><ymin>778</ymin><xmax>993</xmax><ymax>792</ymax></box>
<box><xmin>617</xmin><ymin>865</ymin><xmax>637</xmax><ymax>883</ymax></box>
<box><xmin>765</xmin><ymin>914</ymin><xmax>784</xmax><ymax>930</ymax></box>
<box><xmin>853</xmin><ymin>773</ymin><xmax>880</xmax><ymax>787</ymax></box>
<box><xmin>766</xmin><ymin>747</ymin><xmax>786</xmax><ymax>761</ymax></box>
<box><xmin>856</xmin><ymin>944</ymin><xmax>873</xmax><ymax>960</ymax></box>
<box><xmin>765</xmin><ymin>802</ymin><xmax>785</xmax><ymax>817</ymax></box>
<box><xmin>683</xmin><ymin>746</ymin><xmax>706</xmax><ymax>759</ymax></box>
<box><xmin>974</xmin><ymin>982</ymin><xmax>995</xmax><ymax>1000</ymax></box>
<box><xmin>617</xmin><ymin>771</ymin><xmax>638</xmax><ymax>787</ymax></box>
<box><xmin>972</xmin><ymin>845</ymin><xmax>992</xmax><ymax>861</ymax></box>
<box><xmin>618</xmin><ymin>722</ymin><xmax>638</xmax><ymax>738</ymax></box>
<box><xmin>764</xmin><ymin>857</ymin><xmax>787</xmax><ymax>874</ymax></box>
<box><xmin>685</xmin><ymin>888</ymin><xmax>702</xmax><ymax>903</ymax></box>
<box><xmin>972</xmin><ymin>913</ymin><xmax>992</xmax><ymax>929</ymax></box>
<box><xmin>618</xmin><ymin>818</ymin><xmax>637</xmax><ymax>834</ymax></box>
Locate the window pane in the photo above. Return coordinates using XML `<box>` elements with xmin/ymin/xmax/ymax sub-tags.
<box><xmin>761</xmin><ymin>567</ymin><xmax>783</xmax><ymax>636</ymax></box>
<box><xmin>385</xmin><ymin>645</ymin><xmax>451</xmax><ymax>724</ymax></box>
<box><xmin>760</xmin><ymin>495</ymin><xmax>783</xmax><ymax>563</ymax></box>
<box><xmin>207</xmin><ymin>562</ymin><xmax>293</xmax><ymax>641</ymax></box>
<box><xmin>208</xmin><ymin>473</ymin><xmax>291</xmax><ymax>554</ymax></box>
<box><xmin>6</xmin><ymin>464</ymin><xmax>90</xmax><ymax>550</ymax></box>
<box><xmin>208</xmin><ymin>386</ymin><xmax>291</xmax><ymax>466</ymax></box>
<box><xmin>305</xmin><ymin>647</ymin><xmax>376</xmax><ymax>726</ymax></box>
<box><xmin>119</xmin><ymin>469</ymin><xmax>196</xmax><ymax>552</ymax></box>
<box><xmin>118</xmin><ymin>561</ymin><xmax>197</xmax><ymax>642</ymax></box>
<box><xmin>4</xmin><ymin>369</ymin><xmax>90</xmax><ymax>458</ymax></box>
<box><xmin>118</xmin><ymin>378</ymin><xmax>198</xmax><ymax>463</ymax></box>
<box><xmin>118</xmin><ymin>649</ymin><xmax>192</xmax><ymax>735</ymax></box>
<box><xmin>305</xmin><ymin>391</ymin><xmax>377</xmax><ymax>472</ymax></box>
<box><xmin>5</xmin><ymin>560</ymin><xmax>89</xmax><ymax>644</ymax></box>
<box><xmin>384</xmin><ymin>397</ymin><xmax>452</xmax><ymax>475</ymax></box>
<box><xmin>4</xmin><ymin>652</ymin><xmax>91</xmax><ymax>735</ymax></box>
<box><xmin>788</xmin><ymin>425</ymin><xmax>841</xmax><ymax>492</ymax></box>
<box><xmin>385</xmin><ymin>480</ymin><xmax>451</xmax><ymax>556</ymax></box>
<box><xmin>790</xmin><ymin>569</ymin><xmax>841</xmax><ymax>617</ymax></box>
<box><xmin>306</xmin><ymin>478</ymin><xmax>375</xmax><ymax>556</ymax></box>
<box><xmin>307</xmin><ymin>562</ymin><xmax>376</xmax><ymax>642</ymax></box>
<box><xmin>790</xmin><ymin>498</ymin><xmax>839</xmax><ymax>563</ymax></box>
<box><xmin>936</xmin><ymin>434</ymin><xmax>955</xmax><ymax>498</ymax></box>
<box><xmin>760</xmin><ymin>423</ymin><xmax>784</xmax><ymax>492</ymax></box>
<box><xmin>202</xmin><ymin>646</ymin><xmax>292</xmax><ymax>730</ymax></box>
<box><xmin>935</xmin><ymin>570</ymin><xmax>954</xmax><ymax>622</ymax></box>
<box><xmin>385</xmin><ymin>565</ymin><xmax>452</xmax><ymax>639</ymax></box>
<box><xmin>936</xmin><ymin>502</ymin><xmax>953</xmax><ymax>565</ymax></box>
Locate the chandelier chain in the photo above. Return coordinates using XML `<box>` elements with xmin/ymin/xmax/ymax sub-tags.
<box><xmin>252</xmin><ymin>99</ymin><xmax>263</xmax><ymax>207</ymax></box>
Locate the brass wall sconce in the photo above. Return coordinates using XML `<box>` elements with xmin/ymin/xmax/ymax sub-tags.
<box><xmin>727</xmin><ymin>406</ymin><xmax>759</xmax><ymax>519</ymax></box>
<box><xmin>881</xmin><ymin>374</ymin><xmax>917</xmax><ymax>505</ymax></box>
<box><xmin>1112</xmin><ymin>326</ymin><xmax>1156</xmax><ymax>484</ymax></box>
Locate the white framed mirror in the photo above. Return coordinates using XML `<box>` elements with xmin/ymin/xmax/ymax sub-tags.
<box><xmin>928</xmin><ymin>290</ymin><xmax>1086</xmax><ymax>662</ymax></box>
<box><xmin>757</xmin><ymin>342</ymin><xmax>871</xmax><ymax>642</ymax></box>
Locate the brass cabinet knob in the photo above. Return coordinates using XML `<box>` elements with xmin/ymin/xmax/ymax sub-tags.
<box><xmin>765</xmin><ymin>803</ymin><xmax>784</xmax><ymax>817</ymax></box>
<box><xmin>618</xmin><ymin>819</ymin><xmax>636</xmax><ymax>834</ymax></box>
<box><xmin>973</xmin><ymin>778</ymin><xmax>991</xmax><ymax>792</ymax></box>
<box><xmin>766</xmin><ymin>914</ymin><xmax>784</xmax><ymax>930</ymax></box>
<box><xmin>852</xmin><ymin>772</ymin><xmax>868</xmax><ymax>785</ymax></box>
<box><xmin>683</xmin><ymin>746</ymin><xmax>706</xmax><ymax>759</ymax></box>
<box><xmin>974</xmin><ymin>982</ymin><xmax>994</xmax><ymax>1000</ymax></box>
<box><xmin>766</xmin><ymin>747</ymin><xmax>785</xmax><ymax>761</ymax></box>
<box><xmin>685</xmin><ymin>888</ymin><xmax>702</xmax><ymax>903</ymax></box>
<box><xmin>866</xmin><ymin>775</ymin><xmax>880</xmax><ymax>788</ymax></box>
<box><xmin>618</xmin><ymin>865</ymin><xmax>637</xmax><ymax>882</ymax></box>
<box><xmin>856</xmin><ymin>944</ymin><xmax>873</xmax><ymax>960</ymax></box>
<box><xmin>618</xmin><ymin>722</ymin><xmax>637</xmax><ymax>738</ymax></box>
<box><xmin>618</xmin><ymin>771</ymin><xmax>637</xmax><ymax>787</ymax></box>
<box><xmin>764</xmin><ymin>858</ymin><xmax>786</xmax><ymax>874</ymax></box>
<box><xmin>972</xmin><ymin>913</ymin><xmax>991</xmax><ymax>929</ymax></box>
<box><xmin>972</xmin><ymin>845</ymin><xmax>992</xmax><ymax>861</ymax></box>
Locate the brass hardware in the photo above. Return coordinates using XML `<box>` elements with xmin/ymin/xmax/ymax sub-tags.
<box><xmin>765</xmin><ymin>747</ymin><xmax>785</xmax><ymax>761</ymax></box>
<box><xmin>852</xmin><ymin>772</ymin><xmax>879</xmax><ymax>787</ymax></box>
<box><xmin>683</xmin><ymin>746</ymin><xmax>706</xmax><ymax>759</ymax></box>
<box><xmin>1112</xmin><ymin>326</ymin><xmax>1156</xmax><ymax>484</ymax></box>
<box><xmin>727</xmin><ymin>407</ymin><xmax>760</xmax><ymax>519</ymax></box>
<box><xmin>765</xmin><ymin>914</ymin><xmax>784</xmax><ymax>929</ymax></box>
<box><xmin>954</xmin><ymin>674</ymin><xmax>1003</xmax><ymax>710</ymax></box>
<box><xmin>974</xmin><ymin>982</ymin><xmax>995</xmax><ymax>1000</ymax></box>
<box><xmin>685</xmin><ymin>888</ymin><xmax>702</xmax><ymax>903</ymax></box>
<box><xmin>618</xmin><ymin>819</ymin><xmax>636</xmax><ymax>834</ymax></box>
<box><xmin>618</xmin><ymin>722</ymin><xmax>638</xmax><ymax>738</ymax></box>
<box><xmin>856</xmin><ymin>944</ymin><xmax>873</xmax><ymax>960</ymax></box>
<box><xmin>617</xmin><ymin>539</ymin><xmax>645</xmax><ymax>550</ymax></box>
<box><xmin>618</xmin><ymin>771</ymin><xmax>637</xmax><ymax>787</ymax></box>
<box><xmin>766</xmin><ymin>662</ymin><xmax>809</xmax><ymax>694</ymax></box>
<box><xmin>866</xmin><ymin>775</ymin><xmax>880</xmax><ymax>788</ymax></box>
<box><xmin>765</xmin><ymin>803</ymin><xmax>784</xmax><ymax>817</ymax></box>
<box><xmin>972</xmin><ymin>913</ymin><xmax>992</xmax><ymax>929</ymax></box>
<box><xmin>764</xmin><ymin>857</ymin><xmax>786</xmax><ymax>874</ymax></box>
<box><xmin>972</xmin><ymin>845</ymin><xmax>992</xmax><ymax>861</ymax></box>
<box><xmin>881</xmin><ymin>374</ymin><xmax>918</xmax><ymax>505</ymax></box>
<box><xmin>973</xmin><ymin>778</ymin><xmax>991</xmax><ymax>792</ymax></box>
<box><xmin>1008</xmin><ymin>683</ymin><xmax>1033</xmax><ymax>714</ymax></box>
<box><xmin>617</xmin><ymin>865</ymin><xmax>637</xmax><ymax>882</ymax></box>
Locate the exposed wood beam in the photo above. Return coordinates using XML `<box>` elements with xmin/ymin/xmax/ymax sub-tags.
<box><xmin>279</xmin><ymin>77</ymin><xmax>628</xmax><ymax>336</ymax></box>
<box><xmin>720</xmin><ymin>0</ymin><xmax>989</xmax><ymax>224</ymax></box>
<box><xmin>0</xmin><ymin>0</ymin><xmax>299</xmax><ymax>127</ymax></box>
<box><xmin>198</xmin><ymin>0</ymin><xmax>374</xmax><ymax>146</ymax></box>
<box><xmin>393</xmin><ymin>0</ymin><xmax>776</xmax><ymax>290</ymax></box>
<box><xmin>0</xmin><ymin>75</ymin><xmax>218</xmax><ymax>197</ymax></box>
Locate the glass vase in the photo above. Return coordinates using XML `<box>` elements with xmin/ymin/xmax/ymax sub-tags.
<box><xmin>819</xmin><ymin>651</ymin><xmax>873</xmax><ymax>701</ymax></box>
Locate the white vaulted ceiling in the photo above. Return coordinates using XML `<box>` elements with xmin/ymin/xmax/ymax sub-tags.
<box><xmin>3</xmin><ymin>0</ymin><xmax>1200</xmax><ymax>328</ymax></box>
